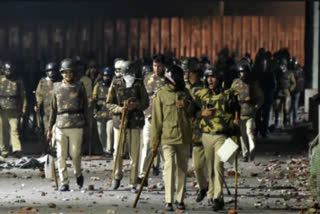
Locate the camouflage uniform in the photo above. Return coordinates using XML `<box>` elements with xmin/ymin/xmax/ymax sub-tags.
<box><xmin>186</xmin><ymin>80</ymin><xmax>208</xmax><ymax>192</ymax></box>
<box><xmin>49</xmin><ymin>81</ymin><xmax>88</xmax><ymax>186</ymax></box>
<box><xmin>151</xmin><ymin>85</ymin><xmax>194</xmax><ymax>204</ymax></box>
<box><xmin>195</xmin><ymin>88</ymin><xmax>237</xmax><ymax>201</ymax></box>
<box><xmin>274</xmin><ymin>67</ymin><xmax>296</xmax><ymax>127</ymax></box>
<box><xmin>0</xmin><ymin>75</ymin><xmax>26</xmax><ymax>156</ymax></box>
<box><xmin>139</xmin><ymin>72</ymin><xmax>165</xmax><ymax>178</ymax></box>
<box><xmin>35</xmin><ymin>77</ymin><xmax>55</xmax><ymax>135</ymax></box>
<box><xmin>106</xmin><ymin>77</ymin><xmax>149</xmax><ymax>188</ymax></box>
<box><xmin>92</xmin><ymin>81</ymin><xmax>113</xmax><ymax>154</ymax></box>
<box><xmin>231</xmin><ymin>78</ymin><xmax>263</xmax><ymax>160</ymax></box>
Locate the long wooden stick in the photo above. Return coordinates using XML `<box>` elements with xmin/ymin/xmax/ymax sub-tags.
<box><xmin>110</xmin><ymin>105</ymin><xmax>127</xmax><ymax>186</ymax></box>
<box><xmin>133</xmin><ymin>142</ymin><xmax>161</xmax><ymax>208</ymax></box>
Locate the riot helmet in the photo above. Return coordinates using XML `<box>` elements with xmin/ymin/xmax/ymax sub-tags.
<box><xmin>102</xmin><ymin>67</ymin><xmax>112</xmax><ymax>86</ymax></box>
<box><xmin>45</xmin><ymin>62</ymin><xmax>58</xmax><ymax>81</ymax></box>
<box><xmin>114</xmin><ymin>58</ymin><xmax>124</xmax><ymax>77</ymax></box>
<box><xmin>204</xmin><ymin>66</ymin><xmax>220</xmax><ymax>89</ymax></box>
<box><xmin>165</xmin><ymin>65</ymin><xmax>185</xmax><ymax>91</ymax></box>
<box><xmin>3</xmin><ymin>62</ymin><xmax>15</xmax><ymax>78</ymax></box>
<box><xmin>181</xmin><ymin>57</ymin><xmax>198</xmax><ymax>73</ymax></box>
<box><xmin>60</xmin><ymin>58</ymin><xmax>75</xmax><ymax>73</ymax></box>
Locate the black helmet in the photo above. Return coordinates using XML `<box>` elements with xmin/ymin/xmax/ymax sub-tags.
<box><xmin>60</xmin><ymin>58</ymin><xmax>75</xmax><ymax>73</ymax></box>
<box><xmin>200</xmin><ymin>55</ymin><xmax>211</xmax><ymax>64</ymax></box>
<box><xmin>236</xmin><ymin>59</ymin><xmax>251</xmax><ymax>73</ymax></box>
<box><xmin>3</xmin><ymin>62</ymin><xmax>15</xmax><ymax>77</ymax></box>
<box><xmin>88</xmin><ymin>60</ymin><xmax>97</xmax><ymax>69</ymax></box>
<box><xmin>45</xmin><ymin>62</ymin><xmax>57</xmax><ymax>72</ymax></box>
<box><xmin>181</xmin><ymin>57</ymin><xmax>198</xmax><ymax>73</ymax></box>
<box><xmin>204</xmin><ymin>66</ymin><xmax>220</xmax><ymax>88</ymax></box>
<box><xmin>165</xmin><ymin>65</ymin><xmax>185</xmax><ymax>90</ymax></box>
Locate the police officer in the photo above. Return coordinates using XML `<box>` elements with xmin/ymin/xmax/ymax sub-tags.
<box><xmin>231</xmin><ymin>59</ymin><xmax>264</xmax><ymax>162</ymax></box>
<box><xmin>138</xmin><ymin>55</ymin><xmax>166</xmax><ymax>183</ymax></box>
<box><xmin>47</xmin><ymin>58</ymin><xmax>88</xmax><ymax>191</ymax></box>
<box><xmin>114</xmin><ymin>58</ymin><xmax>125</xmax><ymax>79</ymax></box>
<box><xmin>92</xmin><ymin>67</ymin><xmax>114</xmax><ymax>157</ymax></box>
<box><xmin>35</xmin><ymin>62</ymin><xmax>60</xmax><ymax>138</ymax></box>
<box><xmin>151</xmin><ymin>65</ymin><xmax>194</xmax><ymax>211</ymax></box>
<box><xmin>273</xmin><ymin>58</ymin><xmax>296</xmax><ymax>128</ymax></box>
<box><xmin>106</xmin><ymin>60</ymin><xmax>149</xmax><ymax>193</ymax></box>
<box><xmin>0</xmin><ymin>62</ymin><xmax>27</xmax><ymax>158</ymax></box>
<box><xmin>182</xmin><ymin>57</ymin><xmax>208</xmax><ymax>202</ymax></box>
<box><xmin>194</xmin><ymin>67</ymin><xmax>238</xmax><ymax>211</ymax></box>
<box><xmin>289</xmin><ymin>57</ymin><xmax>304</xmax><ymax>125</ymax></box>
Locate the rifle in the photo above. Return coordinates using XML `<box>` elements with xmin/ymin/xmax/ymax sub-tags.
<box><xmin>110</xmin><ymin>102</ymin><xmax>128</xmax><ymax>186</ymax></box>
<box><xmin>133</xmin><ymin>140</ymin><xmax>161</xmax><ymax>208</ymax></box>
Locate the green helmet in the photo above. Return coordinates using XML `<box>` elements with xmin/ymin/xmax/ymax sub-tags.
<box><xmin>181</xmin><ymin>57</ymin><xmax>198</xmax><ymax>73</ymax></box>
<box><xmin>120</xmin><ymin>61</ymin><xmax>134</xmax><ymax>75</ymax></box>
<box><xmin>60</xmin><ymin>58</ymin><xmax>75</xmax><ymax>73</ymax></box>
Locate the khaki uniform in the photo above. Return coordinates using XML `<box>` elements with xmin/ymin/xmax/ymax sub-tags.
<box><xmin>274</xmin><ymin>68</ymin><xmax>296</xmax><ymax>126</ymax></box>
<box><xmin>0</xmin><ymin>75</ymin><xmax>27</xmax><ymax>155</ymax></box>
<box><xmin>186</xmin><ymin>80</ymin><xmax>207</xmax><ymax>191</ymax></box>
<box><xmin>49</xmin><ymin>81</ymin><xmax>88</xmax><ymax>185</ymax></box>
<box><xmin>139</xmin><ymin>72</ymin><xmax>165</xmax><ymax>178</ymax></box>
<box><xmin>151</xmin><ymin>85</ymin><xmax>194</xmax><ymax>203</ymax></box>
<box><xmin>195</xmin><ymin>88</ymin><xmax>237</xmax><ymax>200</ymax></box>
<box><xmin>92</xmin><ymin>81</ymin><xmax>113</xmax><ymax>153</ymax></box>
<box><xmin>35</xmin><ymin>77</ymin><xmax>55</xmax><ymax>134</ymax></box>
<box><xmin>231</xmin><ymin>79</ymin><xmax>263</xmax><ymax>158</ymax></box>
<box><xmin>106</xmin><ymin>78</ymin><xmax>149</xmax><ymax>187</ymax></box>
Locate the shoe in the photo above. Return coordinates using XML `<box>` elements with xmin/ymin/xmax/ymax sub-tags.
<box><xmin>130</xmin><ymin>187</ymin><xmax>137</xmax><ymax>193</ymax></box>
<box><xmin>212</xmin><ymin>198</ymin><xmax>224</xmax><ymax>211</ymax></box>
<box><xmin>165</xmin><ymin>203</ymin><xmax>174</xmax><ymax>212</ymax></box>
<box><xmin>59</xmin><ymin>184</ymin><xmax>70</xmax><ymax>192</ymax></box>
<box><xmin>208</xmin><ymin>198</ymin><xmax>214</xmax><ymax>206</ymax></box>
<box><xmin>242</xmin><ymin>156</ymin><xmax>249</xmax><ymax>162</ymax></box>
<box><xmin>103</xmin><ymin>152</ymin><xmax>113</xmax><ymax>158</ymax></box>
<box><xmin>76</xmin><ymin>174</ymin><xmax>84</xmax><ymax>188</ymax></box>
<box><xmin>152</xmin><ymin>166</ymin><xmax>160</xmax><ymax>176</ymax></box>
<box><xmin>12</xmin><ymin>151</ymin><xmax>22</xmax><ymax>159</ymax></box>
<box><xmin>112</xmin><ymin>179</ymin><xmax>121</xmax><ymax>190</ymax></box>
<box><xmin>176</xmin><ymin>201</ymin><xmax>185</xmax><ymax>210</ymax></box>
<box><xmin>196</xmin><ymin>189</ymin><xmax>207</xmax><ymax>202</ymax></box>
<box><xmin>137</xmin><ymin>177</ymin><xmax>148</xmax><ymax>187</ymax></box>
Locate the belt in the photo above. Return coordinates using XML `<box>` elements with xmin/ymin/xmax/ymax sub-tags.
<box><xmin>57</xmin><ymin>109</ymin><xmax>83</xmax><ymax>115</ymax></box>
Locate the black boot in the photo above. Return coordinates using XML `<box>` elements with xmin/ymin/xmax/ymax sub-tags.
<box><xmin>196</xmin><ymin>188</ymin><xmax>207</xmax><ymax>202</ymax></box>
<box><xmin>76</xmin><ymin>174</ymin><xmax>84</xmax><ymax>188</ymax></box>
<box><xmin>112</xmin><ymin>179</ymin><xmax>121</xmax><ymax>190</ymax></box>
<box><xmin>152</xmin><ymin>166</ymin><xmax>160</xmax><ymax>176</ymax></box>
<box><xmin>59</xmin><ymin>184</ymin><xmax>70</xmax><ymax>192</ymax></box>
<box><xmin>176</xmin><ymin>201</ymin><xmax>185</xmax><ymax>210</ymax></box>
<box><xmin>212</xmin><ymin>198</ymin><xmax>224</xmax><ymax>211</ymax></box>
<box><xmin>165</xmin><ymin>203</ymin><xmax>174</xmax><ymax>212</ymax></box>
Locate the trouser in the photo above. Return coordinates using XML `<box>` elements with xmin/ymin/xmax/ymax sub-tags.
<box><xmin>202</xmin><ymin>133</ymin><xmax>225</xmax><ymax>199</ymax></box>
<box><xmin>239</xmin><ymin>118</ymin><xmax>255</xmax><ymax>158</ymax></box>
<box><xmin>0</xmin><ymin>109</ymin><xmax>22</xmax><ymax>154</ymax></box>
<box><xmin>139</xmin><ymin>118</ymin><xmax>163</xmax><ymax>178</ymax></box>
<box><xmin>55</xmin><ymin>127</ymin><xmax>83</xmax><ymax>185</ymax></box>
<box><xmin>113</xmin><ymin>128</ymin><xmax>142</xmax><ymax>187</ymax></box>
<box><xmin>97</xmin><ymin>119</ymin><xmax>114</xmax><ymax>153</ymax></box>
<box><xmin>274</xmin><ymin>95</ymin><xmax>291</xmax><ymax>126</ymax></box>
<box><xmin>290</xmin><ymin>92</ymin><xmax>301</xmax><ymax>124</ymax></box>
<box><xmin>192</xmin><ymin>144</ymin><xmax>207</xmax><ymax>190</ymax></box>
<box><xmin>261</xmin><ymin>100</ymin><xmax>273</xmax><ymax>134</ymax></box>
<box><xmin>162</xmin><ymin>143</ymin><xmax>190</xmax><ymax>203</ymax></box>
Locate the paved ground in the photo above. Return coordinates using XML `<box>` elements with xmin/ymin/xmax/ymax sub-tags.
<box><xmin>0</xmin><ymin>123</ymin><xmax>317</xmax><ymax>214</ymax></box>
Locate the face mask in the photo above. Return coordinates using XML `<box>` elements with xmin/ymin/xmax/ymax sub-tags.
<box><xmin>123</xmin><ymin>74</ymin><xmax>135</xmax><ymax>88</ymax></box>
<box><xmin>115</xmin><ymin>72</ymin><xmax>121</xmax><ymax>77</ymax></box>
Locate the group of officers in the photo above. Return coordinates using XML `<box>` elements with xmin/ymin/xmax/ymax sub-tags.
<box><xmin>0</xmin><ymin>49</ymin><xmax>304</xmax><ymax>212</ymax></box>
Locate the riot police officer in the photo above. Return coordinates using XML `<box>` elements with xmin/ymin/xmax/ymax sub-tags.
<box><xmin>194</xmin><ymin>67</ymin><xmax>238</xmax><ymax>211</ymax></box>
<box><xmin>47</xmin><ymin>58</ymin><xmax>88</xmax><ymax>191</ymax></box>
<box><xmin>231</xmin><ymin>59</ymin><xmax>264</xmax><ymax>162</ymax></box>
<box><xmin>0</xmin><ymin>62</ymin><xmax>27</xmax><ymax>158</ymax></box>
<box><xmin>182</xmin><ymin>57</ymin><xmax>208</xmax><ymax>202</ymax></box>
<box><xmin>35</xmin><ymin>62</ymin><xmax>60</xmax><ymax>139</ymax></box>
<box><xmin>92</xmin><ymin>67</ymin><xmax>114</xmax><ymax>157</ymax></box>
<box><xmin>106</xmin><ymin>60</ymin><xmax>149</xmax><ymax>193</ymax></box>
<box><xmin>151</xmin><ymin>65</ymin><xmax>194</xmax><ymax>211</ymax></box>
